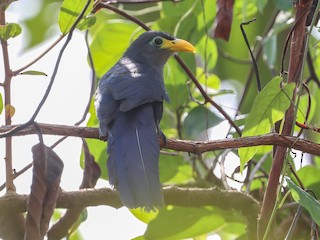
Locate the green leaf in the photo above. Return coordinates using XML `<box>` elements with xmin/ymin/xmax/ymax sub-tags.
<box><xmin>20</xmin><ymin>70</ymin><xmax>48</xmax><ymax>76</ymax></box>
<box><xmin>273</xmin><ymin>0</ymin><xmax>292</xmax><ymax>11</ymax></box>
<box><xmin>0</xmin><ymin>93</ymin><xmax>3</xmax><ymax>115</ymax></box>
<box><xmin>195</xmin><ymin>35</ymin><xmax>218</xmax><ymax>71</ymax></box>
<box><xmin>144</xmin><ymin>206</ymin><xmax>226</xmax><ymax>240</ymax></box>
<box><xmin>256</xmin><ymin>0</ymin><xmax>268</xmax><ymax>12</ymax></box>
<box><xmin>183</xmin><ymin>105</ymin><xmax>223</xmax><ymax>139</ymax></box>
<box><xmin>22</xmin><ymin>1</ymin><xmax>60</xmax><ymax>49</ymax></box>
<box><xmin>76</xmin><ymin>14</ymin><xmax>96</xmax><ymax>31</ymax></box>
<box><xmin>296</xmin><ymin>166</ymin><xmax>320</xmax><ymax>198</ymax></box>
<box><xmin>0</xmin><ymin>23</ymin><xmax>22</xmax><ymax>40</ymax></box>
<box><xmin>163</xmin><ymin>58</ymin><xmax>189</xmax><ymax>109</ymax></box>
<box><xmin>89</xmin><ymin>21</ymin><xmax>139</xmax><ymax>77</ymax></box>
<box><xmin>238</xmin><ymin>76</ymin><xmax>295</xmax><ymax>171</ymax></box>
<box><xmin>159</xmin><ymin>154</ymin><xmax>193</xmax><ymax>184</ymax></box>
<box><xmin>58</xmin><ymin>0</ymin><xmax>93</xmax><ymax>34</ymax></box>
<box><xmin>197</xmin><ymin>68</ymin><xmax>221</xmax><ymax>90</ymax></box>
<box><xmin>263</xmin><ymin>35</ymin><xmax>277</xmax><ymax>66</ymax></box>
<box><xmin>130</xmin><ymin>208</ymin><xmax>159</xmax><ymax>224</ymax></box>
<box><xmin>286</xmin><ymin>177</ymin><xmax>320</xmax><ymax>226</ymax></box>
<box><xmin>295</xmin><ymin>94</ymin><xmax>316</xmax><ymax>132</ymax></box>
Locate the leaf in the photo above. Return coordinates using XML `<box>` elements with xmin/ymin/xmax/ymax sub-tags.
<box><xmin>80</xmin><ymin>139</ymin><xmax>101</xmax><ymax>188</ymax></box>
<box><xmin>197</xmin><ymin>68</ymin><xmax>221</xmax><ymax>90</ymax></box>
<box><xmin>25</xmin><ymin>143</ymin><xmax>64</xmax><ymax>239</ymax></box>
<box><xmin>238</xmin><ymin>76</ymin><xmax>295</xmax><ymax>171</ymax></box>
<box><xmin>0</xmin><ymin>23</ymin><xmax>22</xmax><ymax>40</ymax></box>
<box><xmin>296</xmin><ymin>166</ymin><xmax>320</xmax><ymax>198</ymax></box>
<box><xmin>144</xmin><ymin>206</ymin><xmax>231</xmax><ymax>240</ymax></box>
<box><xmin>256</xmin><ymin>0</ymin><xmax>268</xmax><ymax>12</ymax></box>
<box><xmin>195</xmin><ymin>35</ymin><xmax>218</xmax><ymax>71</ymax></box>
<box><xmin>81</xmin><ymin>138</ymin><xmax>108</xmax><ymax>180</ymax></box>
<box><xmin>76</xmin><ymin>14</ymin><xmax>96</xmax><ymax>31</ymax></box>
<box><xmin>212</xmin><ymin>0</ymin><xmax>234</xmax><ymax>41</ymax></box>
<box><xmin>58</xmin><ymin>0</ymin><xmax>93</xmax><ymax>34</ymax></box>
<box><xmin>273</xmin><ymin>0</ymin><xmax>292</xmax><ymax>11</ymax></box>
<box><xmin>159</xmin><ymin>154</ymin><xmax>193</xmax><ymax>184</ymax></box>
<box><xmin>5</xmin><ymin>104</ymin><xmax>15</xmax><ymax>118</ymax></box>
<box><xmin>22</xmin><ymin>1</ymin><xmax>59</xmax><ymax>49</ymax></box>
<box><xmin>263</xmin><ymin>35</ymin><xmax>277</xmax><ymax>66</ymax></box>
<box><xmin>286</xmin><ymin>177</ymin><xmax>320</xmax><ymax>226</ymax></box>
<box><xmin>20</xmin><ymin>70</ymin><xmax>48</xmax><ymax>76</ymax></box>
<box><xmin>0</xmin><ymin>93</ymin><xmax>3</xmax><ymax>115</ymax></box>
<box><xmin>89</xmin><ymin>21</ymin><xmax>138</xmax><ymax>77</ymax></box>
<box><xmin>164</xmin><ymin>56</ymin><xmax>194</xmax><ymax>110</ymax></box>
<box><xmin>130</xmin><ymin>208</ymin><xmax>159</xmax><ymax>224</ymax></box>
<box><xmin>183</xmin><ymin>105</ymin><xmax>223</xmax><ymax>139</ymax></box>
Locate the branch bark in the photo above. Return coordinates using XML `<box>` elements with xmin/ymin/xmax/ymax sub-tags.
<box><xmin>0</xmin><ymin>123</ymin><xmax>319</xmax><ymax>155</ymax></box>
<box><xmin>0</xmin><ymin>187</ymin><xmax>259</xmax><ymax>238</ymax></box>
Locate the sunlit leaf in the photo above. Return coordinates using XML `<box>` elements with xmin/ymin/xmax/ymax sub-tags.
<box><xmin>286</xmin><ymin>177</ymin><xmax>320</xmax><ymax>226</ymax></box>
<box><xmin>130</xmin><ymin>208</ymin><xmax>158</xmax><ymax>224</ymax></box>
<box><xmin>296</xmin><ymin>166</ymin><xmax>320</xmax><ymax>198</ymax></box>
<box><xmin>58</xmin><ymin>0</ymin><xmax>93</xmax><ymax>34</ymax></box>
<box><xmin>238</xmin><ymin>76</ymin><xmax>295</xmax><ymax>171</ymax></box>
<box><xmin>159</xmin><ymin>154</ymin><xmax>193</xmax><ymax>184</ymax></box>
<box><xmin>0</xmin><ymin>23</ymin><xmax>22</xmax><ymax>40</ymax></box>
<box><xmin>295</xmin><ymin>94</ymin><xmax>316</xmax><ymax>132</ymax></box>
<box><xmin>76</xmin><ymin>14</ymin><xmax>96</xmax><ymax>31</ymax></box>
<box><xmin>89</xmin><ymin>21</ymin><xmax>139</xmax><ymax>77</ymax></box>
<box><xmin>20</xmin><ymin>70</ymin><xmax>48</xmax><ymax>76</ymax></box>
<box><xmin>144</xmin><ymin>206</ymin><xmax>226</xmax><ymax>239</ymax></box>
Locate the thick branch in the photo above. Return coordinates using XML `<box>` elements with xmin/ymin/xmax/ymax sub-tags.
<box><xmin>0</xmin><ymin>123</ymin><xmax>319</xmax><ymax>155</ymax></box>
<box><xmin>0</xmin><ymin>186</ymin><xmax>259</xmax><ymax>220</ymax></box>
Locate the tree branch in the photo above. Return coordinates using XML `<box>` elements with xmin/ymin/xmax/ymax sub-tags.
<box><xmin>0</xmin><ymin>123</ymin><xmax>319</xmax><ymax>155</ymax></box>
<box><xmin>0</xmin><ymin>187</ymin><xmax>259</xmax><ymax>228</ymax></box>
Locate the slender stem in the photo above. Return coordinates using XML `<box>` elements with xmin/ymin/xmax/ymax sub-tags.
<box><xmin>12</xmin><ymin>35</ymin><xmax>65</xmax><ymax>76</ymax></box>
<box><xmin>0</xmin><ymin>9</ymin><xmax>15</xmax><ymax>192</ymax></box>
<box><xmin>258</xmin><ymin>1</ymin><xmax>312</xmax><ymax>238</ymax></box>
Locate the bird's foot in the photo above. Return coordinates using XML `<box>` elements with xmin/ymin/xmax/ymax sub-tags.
<box><xmin>158</xmin><ymin>130</ymin><xmax>167</xmax><ymax>149</ymax></box>
<box><xmin>99</xmin><ymin>134</ymin><xmax>108</xmax><ymax>142</ymax></box>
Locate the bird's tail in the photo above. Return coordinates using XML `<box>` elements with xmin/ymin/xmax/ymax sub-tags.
<box><xmin>107</xmin><ymin>104</ymin><xmax>164</xmax><ymax>211</ymax></box>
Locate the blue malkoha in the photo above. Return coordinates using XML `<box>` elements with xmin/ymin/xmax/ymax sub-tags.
<box><xmin>95</xmin><ymin>31</ymin><xmax>195</xmax><ymax>210</ymax></box>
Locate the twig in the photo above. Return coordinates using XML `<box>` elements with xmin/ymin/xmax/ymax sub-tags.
<box><xmin>12</xmin><ymin>35</ymin><xmax>65</xmax><ymax>76</ymax></box>
<box><xmin>240</xmin><ymin>18</ymin><xmax>261</xmax><ymax>92</ymax></box>
<box><xmin>0</xmin><ymin>8</ymin><xmax>15</xmax><ymax>192</ymax></box>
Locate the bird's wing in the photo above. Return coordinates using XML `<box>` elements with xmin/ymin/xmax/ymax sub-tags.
<box><xmin>107</xmin><ymin>60</ymin><xmax>168</xmax><ymax>111</ymax></box>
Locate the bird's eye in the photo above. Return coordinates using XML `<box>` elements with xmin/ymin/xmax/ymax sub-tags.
<box><xmin>154</xmin><ymin>37</ymin><xmax>163</xmax><ymax>46</ymax></box>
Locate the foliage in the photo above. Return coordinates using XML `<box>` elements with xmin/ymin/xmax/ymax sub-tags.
<box><xmin>0</xmin><ymin>0</ymin><xmax>320</xmax><ymax>239</ymax></box>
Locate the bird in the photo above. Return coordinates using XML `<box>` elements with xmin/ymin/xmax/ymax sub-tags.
<box><xmin>95</xmin><ymin>31</ymin><xmax>195</xmax><ymax>211</ymax></box>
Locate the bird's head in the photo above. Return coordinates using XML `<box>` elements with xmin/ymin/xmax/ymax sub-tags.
<box><xmin>125</xmin><ymin>31</ymin><xmax>196</xmax><ymax>67</ymax></box>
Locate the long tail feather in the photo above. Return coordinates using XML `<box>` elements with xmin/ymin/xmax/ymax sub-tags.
<box><xmin>107</xmin><ymin>104</ymin><xmax>164</xmax><ymax>210</ymax></box>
